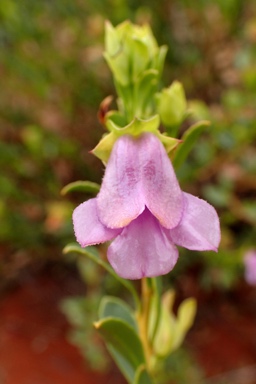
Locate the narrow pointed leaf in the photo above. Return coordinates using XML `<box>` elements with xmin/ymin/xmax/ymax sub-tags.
<box><xmin>61</xmin><ymin>181</ymin><xmax>100</xmax><ymax>196</ymax></box>
<box><xmin>94</xmin><ymin>318</ymin><xmax>145</xmax><ymax>383</ymax></box>
<box><xmin>63</xmin><ymin>244</ymin><xmax>140</xmax><ymax>309</ymax></box>
<box><xmin>173</xmin><ymin>120</ymin><xmax>210</xmax><ymax>169</ymax></box>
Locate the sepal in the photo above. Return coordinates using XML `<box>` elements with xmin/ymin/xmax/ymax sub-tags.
<box><xmin>92</xmin><ymin>114</ymin><xmax>181</xmax><ymax>162</ymax></box>
<box><xmin>92</xmin><ymin>115</ymin><xmax>160</xmax><ymax>162</ymax></box>
<box><xmin>172</xmin><ymin>120</ymin><xmax>210</xmax><ymax>168</ymax></box>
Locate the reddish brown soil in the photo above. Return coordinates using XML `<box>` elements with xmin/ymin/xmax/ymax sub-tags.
<box><xmin>184</xmin><ymin>278</ymin><xmax>256</xmax><ymax>384</ymax></box>
<box><xmin>0</xmin><ymin>266</ymin><xmax>125</xmax><ymax>384</ymax></box>
<box><xmin>0</xmin><ymin>265</ymin><xmax>255</xmax><ymax>384</ymax></box>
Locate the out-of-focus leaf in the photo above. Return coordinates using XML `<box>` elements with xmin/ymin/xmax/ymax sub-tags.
<box><xmin>99</xmin><ymin>296</ymin><xmax>137</xmax><ymax>331</ymax></box>
<box><xmin>77</xmin><ymin>256</ymin><xmax>100</xmax><ymax>285</ymax></box>
<box><xmin>61</xmin><ymin>180</ymin><xmax>100</xmax><ymax>196</ymax></box>
<box><xmin>94</xmin><ymin>318</ymin><xmax>145</xmax><ymax>383</ymax></box>
<box><xmin>134</xmin><ymin>365</ymin><xmax>153</xmax><ymax>384</ymax></box>
<box><xmin>63</xmin><ymin>244</ymin><xmax>140</xmax><ymax>309</ymax></box>
<box><xmin>173</xmin><ymin>120</ymin><xmax>210</xmax><ymax>168</ymax></box>
<box><xmin>187</xmin><ymin>100</ymin><xmax>210</xmax><ymax>121</ymax></box>
<box><xmin>60</xmin><ymin>297</ymin><xmax>88</xmax><ymax>328</ymax></box>
<box><xmin>203</xmin><ymin>185</ymin><xmax>231</xmax><ymax>208</ymax></box>
<box><xmin>94</xmin><ymin>115</ymin><xmax>160</xmax><ymax>162</ymax></box>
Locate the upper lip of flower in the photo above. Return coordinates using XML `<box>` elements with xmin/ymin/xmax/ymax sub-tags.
<box><xmin>97</xmin><ymin>132</ymin><xmax>184</xmax><ymax>230</ymax></box>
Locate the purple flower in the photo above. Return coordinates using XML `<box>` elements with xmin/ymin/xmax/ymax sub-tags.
<box><xmin>73</xmin><ymin>133</ymin><xmax>220</xmax><ymax>280</ymax></box>
<box><xmin>244</xmin><ymin>250</ymin><xmax>256</xmax><ymax>286</ymax></box>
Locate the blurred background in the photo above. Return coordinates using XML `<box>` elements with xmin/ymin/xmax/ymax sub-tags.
<box><xmin>0</xmin><ymin>0</ymin><xmax>255</xmax><ymax>383</ymax></box>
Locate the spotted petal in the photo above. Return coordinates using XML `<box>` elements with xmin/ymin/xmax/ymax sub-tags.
<box><xmin>97</xmin><ymin>133</ymin><xmax>183</xmax><ymax>229</ymax></box>
<box><xmin>141</xmin><ymin>133</ymin><xmax>183</xmax><ymax>228</ymax></box>
<box><xmin>107</xmin><ymin>208</ymin><xmax>179</xmax><ymax>279</ymax></box>
<box><xmin>73</xmin><ymin>198</ymin><xmax>121</xmax><ymax>247</ymax></box>
<box><xmin>167</xmin><ymin>193</ymin><xmax>220</xmax><ymax>251</ymax></box>
<box><xmin>97</xmin><ymin>134</ymin><xmax>145</xmax><ymax>228</ymax></box>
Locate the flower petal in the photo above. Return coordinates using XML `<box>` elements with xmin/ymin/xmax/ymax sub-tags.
<box><xmin>141</xmin><ymin>133</ymin><xmax>183</xmax><ymax>228</ymax></box>
<box><xmin>107</xmin><ymin>209</ymin><xmax>179</xmax><ymax>279</ymax></box>
<box><xmin>97</xmin><ymin>134</ymin><xmax>145</xmax><ymax>228</ymax></box>
<box><xmin>97</xmin><ymin>132</ymin><xmax>183</xmax><ymax>229</ymax></box>
<box><xmin>73</xmin><ymin>198</ymin><xmax>121</xmax><ymax>247</ymax></box>
<box><xmin>167</xmin><ymin>192</ymin><xmax>220</xmax><ymax>251</ymax></box>
<box><xmin>244</xmin><ymin>250</ymin><xmax>256</xmax><ymax>286</ymax></box>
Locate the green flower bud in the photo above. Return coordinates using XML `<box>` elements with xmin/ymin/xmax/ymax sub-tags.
<box><xmin>156</xmin><ymin>81</ymin><xmax>187</xmax><ymax>134</ymax></box>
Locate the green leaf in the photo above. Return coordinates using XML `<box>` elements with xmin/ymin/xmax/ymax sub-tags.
<box><xmin>61</xmin><ymin>180</ymin><xmax>100</xmax><ymax>196</ymax></box>
<box><xmin>153</xmin><ymin>45</ymin><xmax>168</xmax><ymax>78</ymax></box>
<box><xmin>99</xmin><ymin>296</ymin><xmax>138</xmax><ymax>331</ymax></box>
<box><xmin>63</xmin><ymin>244</ymin><xmax>140</xmax><ymax>309</ymax></box>
<box><xmin>94</xmin><ymin>318</ymin><xmax>145</xmax><ymax>383</ymax></box>
<box><xmin>60</xmin><ymin>297</ymin><xmax>88</xmax><ymax>328</ymax></box>
<box><xmin>134</xmin><ymin>365</ymin><xmax>153</xmax><ymax>384</ymax></box>
<box><xmin>173</xmin><ymin>120</ymin><xmax>210</xmax><ymax>169</ymax></box>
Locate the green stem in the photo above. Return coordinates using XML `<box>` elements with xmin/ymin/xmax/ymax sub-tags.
<box><xmin>150</xmin><ymin>277</ymin><xmax>162</xmax><ymax>346</ymax></box>
<box><xmin>63</xmin><ymin>243</ymin><xmax>141</xmax><ymax>310</ymax></box>
<box><xmin>137</xmin><ymin>278</ymin><xmax>154</xmax><ymax>369</ymax></box>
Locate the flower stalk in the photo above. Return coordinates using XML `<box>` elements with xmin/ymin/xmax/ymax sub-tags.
<box><xmin>137</xmin><ymin>278</ymin><xmax>154</xmax><ymax>370</ymax></box>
